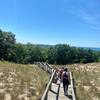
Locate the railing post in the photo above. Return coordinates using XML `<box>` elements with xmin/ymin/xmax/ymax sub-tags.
<box><xmin>49</xmin><ymin>82</ymin><xmax>52</xmax><ymax>91</ymax></box>
<box><xmin>44</xmin><ymin>91</ymin><xmax>48</xmax><ymax>100</ymax></box>
<box><xmin>72</xmin><ymin>74</ymin><xmax>77</xmax><ymax>100</ymax></box>
<box><xmin>70</xmin><ymin>72</ymin><xmax>76</xmax><ymax>100</ymax></box>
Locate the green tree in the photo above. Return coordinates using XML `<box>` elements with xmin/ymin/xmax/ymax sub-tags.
<box><xmin>0</xmin><ymin>29</ymin><xmax>16</xmax><ymax>60</ymax></box>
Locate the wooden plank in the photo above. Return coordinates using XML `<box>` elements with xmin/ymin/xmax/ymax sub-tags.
<box><xmin>58</xmin><ymin>83</ymin><xmax>72</xmax><ymax>100</ymax></box>
<box><xmin>48</xmin><ymin>83</ymin><xmax>59</xmax><ymax>100</ymax></box>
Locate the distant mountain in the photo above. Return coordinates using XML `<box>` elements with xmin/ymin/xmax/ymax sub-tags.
<box><xmin>89</xmin><ymin>47</ymin><xmax>100</xmax><ymax>51</ymax></box>
<box><xmin>79</xmin><ymin>47</ymin><xmax>100</xmax><ymax>51</ymax></box>
<box><xmin>37</xmin><ymin>44</ymin><xmax>100</xmax><ymax>51</ymax></box>
<box><xmin>37</xmin><ymin>44</ymin><xmax>52</xmax><ymax>48</ymax></box>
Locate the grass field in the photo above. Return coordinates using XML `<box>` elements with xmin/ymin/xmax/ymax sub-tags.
<box><xmin>67</xmin><ymin>63</ymin><xmax>100</xmax><ymax>100</ymax></box>
<box><xmin>0</xmin><ymin>61</ymin><xmax>100</xmax><ymax>100</ymax></box>
<box><xmin>0</xmin><ymin>61</ymin><xmax>50</xmax><ymax>100</ymax></box>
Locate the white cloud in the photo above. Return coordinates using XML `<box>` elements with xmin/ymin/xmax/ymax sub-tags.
<box><xmin>79</xmin><ymin>10</ymin><xmax>97</xmax><ymax>25</ymax></box>
<box><xmin>90</xmin><ymin>25</ymin><xmax>100</xmax><ymax>30</ymax></box>
<box><xmin>78</xmin><ymin>9</ymin><xmax>100</xmax><ymax>30</ymax></box>
<box><xmin>63</xmin><ymin>0</ymin><xmax>100</xmax><ymax>30</ymax></box>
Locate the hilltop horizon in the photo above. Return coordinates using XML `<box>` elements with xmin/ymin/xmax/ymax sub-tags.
<box><xmin>16</xmin><ymin>41</ymin><xmax>100</xmax><ymax>50</ymax></box>
<box><xmin>16</xmin><ymin>42</ymin><xmax>100</xmax><ymax>48</ymax></box>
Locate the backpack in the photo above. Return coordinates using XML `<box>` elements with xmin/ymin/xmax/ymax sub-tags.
<box><xmin>63</xmin><ymin>71</ymin><xmax>69</xmax><ymax>80</ymax></box>
<box><xmin>62</xmin><ymin>71</ymin><xmax>70</xmax><ymax>84</ymax></box>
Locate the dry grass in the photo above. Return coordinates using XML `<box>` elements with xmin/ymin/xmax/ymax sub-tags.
<box><xmin>67</xmin><ymin>63</ymin><xmax>100</xmax><ymax>100</ymax></box>
<box><xmin>0</xmin><ymin>61</ymin><xmax>50</xmax><ymax>100</ymax></box>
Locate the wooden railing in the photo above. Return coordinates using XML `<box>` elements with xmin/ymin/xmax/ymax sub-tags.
<box><xmin>70</xmin><ymin>72</ymin><xmax>76</xmax><ymax>100</ymax></box>
<box><xmin>34</xmin><ymin>62</ymin><xmax>54</xmax><ymax>74</ymax></box>
<box><xmin>41</xmin><ymin>70</ymin><xmax>56</xmax><ymax>100</ymax></box>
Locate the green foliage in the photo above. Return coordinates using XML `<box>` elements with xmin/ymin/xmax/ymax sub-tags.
<box><xmin>0</xmin><ymin>30</ymin><xmax>16</xmax><ymax>61</ymax></box>
<box><xmin>47</xmin><ymin>45</ymin><xmax>99</xmax><ymax>64</ymax></box>
<box><xmin>0</xmin><ymin>29</ymin><xmax>99</xmax><ymax>64</ymax></box>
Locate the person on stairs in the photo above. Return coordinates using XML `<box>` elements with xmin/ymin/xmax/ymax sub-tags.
<box><xmin>62</xmin><ymin>68</ymin><xmax>70</xmax><ymax>95</ymax></box>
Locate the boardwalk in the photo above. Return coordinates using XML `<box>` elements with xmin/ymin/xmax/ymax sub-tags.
<box><xmin>48</xmin><ymin>83</ymin><xmax>59</xmax><ymax>100</ymax></box>
<box><xmin>58</xmin><ymin>83</ymin><xmax>72</xmax><ymax>100</ymax></box>
<box><xmin>35</xmin><ymin>62</ymin><xmax>76</xmax><ymax>100</ymax></box>
<box><xmin>48</xmin><ymin>80</ymin><xmax>72</xmax><ymax>100</ymax></box>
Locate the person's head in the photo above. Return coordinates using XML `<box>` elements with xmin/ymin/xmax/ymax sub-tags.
<box><xmin>64</xmin><ymin>68</ymin><xmax>68</xmax><ymax>72</ymax></box>
<box><xmin>62</xmin><ymin>67</ymin><xmax>64</xmax><ymax>70</ymax></box>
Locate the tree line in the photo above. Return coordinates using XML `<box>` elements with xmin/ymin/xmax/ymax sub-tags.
<box><xmin>0</xmin><ymin>29</ymin><xmax>100</xmax><ymax>64</ymax></box>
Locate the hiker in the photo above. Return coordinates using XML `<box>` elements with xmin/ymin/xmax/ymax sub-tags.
<box><xmin>54</xmin><ymin>68</ymin><xmax>59</xmax><ymax>83</ymax></box>
<box><xmin>58</xmin><ymin>67</ymin><xmax>64</xmax><ymax>81</ymax></box>
<box><xmin>62</xmin><ymin>68</ymin><xmax>70</xmax><ymax>95</ymax></box>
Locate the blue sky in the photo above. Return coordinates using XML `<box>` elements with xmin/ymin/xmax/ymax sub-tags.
<box><xmin>0</xmin><ymin>0</ymin><xmax>100</xmax><ymax>47</ymax></box>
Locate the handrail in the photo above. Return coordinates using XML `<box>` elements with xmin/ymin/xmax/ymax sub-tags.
<box><xmin>41</xmin><ymin>70</ymin><xmax>56</xmax><ymax>100</ymax></box>
<box><xmin>34</xmin><ymin>62</ymin><xmax>54</xmax><ymax>75</ymax></box>
<box><xmin>70</xmin><ymin>72</ymin><xmax>76</xmax><ymax>100</ymax></box>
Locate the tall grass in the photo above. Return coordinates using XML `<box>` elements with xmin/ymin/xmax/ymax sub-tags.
<box><xmin>67</xmin><ymin>63</ymin><xmax>100</xmax><ymax>100</ymax></box>
<box><xmin>0</xmin><ymin>61</ymin><xmax>50</xmax><ymax>100</ymax></box>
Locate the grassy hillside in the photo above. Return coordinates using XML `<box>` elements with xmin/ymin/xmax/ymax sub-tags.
<box><xmin>0</xmin><ymin>61</ymin><xmax>50</xmax><ymax>100</ymax></box>
<box><xmin>67</xmin><ymin>63</ymin><xmax>100</xmax><ymax>100</ymax></box>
